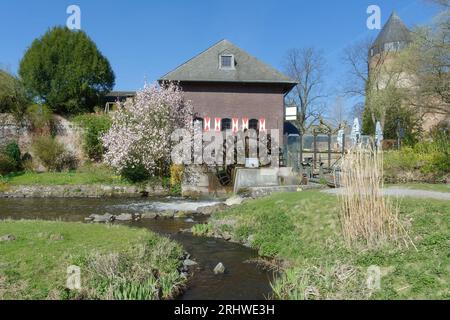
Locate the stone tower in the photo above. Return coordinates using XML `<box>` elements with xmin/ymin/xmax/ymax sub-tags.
<box><xmin>367</xmin><ymin>12</ymin><xmax>447</xmax><ymax>133</ymax></box>
<box><xmin>370</xmin><ymin>11</ymin><xmax>412</xmax><ymax>59</ymax></box>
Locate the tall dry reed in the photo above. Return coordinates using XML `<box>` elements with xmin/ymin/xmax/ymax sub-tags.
<box><xmin>335</xmin><ymin>144</ymin><xmax>412</xmax><ymax>248</ymax></box>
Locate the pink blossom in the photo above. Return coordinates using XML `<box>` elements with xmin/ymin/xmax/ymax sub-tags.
<box><xmin>102</xmin><ymin>82</ymin><xmax>193</xmax><ymax>176</ymax></box>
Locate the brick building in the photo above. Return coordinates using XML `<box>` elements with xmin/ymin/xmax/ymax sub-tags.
<box><xmin>158</xmin><ymin>39</ymin><xmax>297</xmax><ymax>137</ymax></box>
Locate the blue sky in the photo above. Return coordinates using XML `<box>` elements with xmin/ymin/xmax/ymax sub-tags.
<box><xmin>0</xmin><ymin>0</ymin><xmax>441</xmax><ymax>112</ymax></box>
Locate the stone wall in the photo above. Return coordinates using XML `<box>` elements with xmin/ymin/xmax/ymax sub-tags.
<box><xmin>0</xmin><ymin>113</ymin><xmax>27</xmax><ymax>149</ymax></box>
<box><xmin>0</xmin><ymin>184</ymin><xmax>168</xmax><ymax>198</ymax></box>
<box><xmin>0</xmin><ymin>113</ymin><xmax>84</xmax><ymax>168</ymax></box>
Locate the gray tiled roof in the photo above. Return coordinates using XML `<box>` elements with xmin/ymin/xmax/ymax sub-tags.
<box><xmin>371</xmin><ymin>12</ymin><xmax>412</xmax><ymax>55</ymax></box>
<box><xmin>105</xmin><ymin>91</ymin><xmax>136</xmax><ymax>97</ymax></box>
<box><xmin>159</xmin><ymin>39</ymin><xmax>297</xmax><ymax>86</ymax></box>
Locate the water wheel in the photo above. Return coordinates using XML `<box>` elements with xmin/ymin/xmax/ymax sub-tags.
<box><xmin>216</xmin><ymin>166</ymin><xmax>234</xmax><ymax>186</ymax></box>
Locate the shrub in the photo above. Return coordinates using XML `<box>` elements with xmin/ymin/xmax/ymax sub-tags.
<box><xmin>2</xmin><ymin>142</ymin><xmax>21</xmax><ymax>170</ymax></box>
<box><xmin>20</xmin><ymin>152</ymin><xmax>34</xmax><ymax>172</ymax></box>
<box><xmin>32</xmin><ymin>135</ymin><xmax>77</xmax><ymax>171</ymax></box>
<box><xmin>169</xmin><ymin>164</ymin><xmax>184</xmax><ymax>186</ymax></box>
<box><xmin>120</xmin><ymin>164</ymin><xmax>150</xmax><ymax>183</ymax></box>
<box><xmin>0</xmin><ymin>70</ymin><xmax>29</xmax><ymax>119</ymax></box>
<box><xmin>0</xmin><ymin>141</ymin><xmax>22</xmax><ymax>175</ymax></box>
<box><xmin>384</xmin><ymin>135</ymin><xmax>450</xmax><ymax>182</ymax></box>
<box><xmin>57</xmin><ymin>151</ymin><xmax>79</xmax><ymax>171</ymax></box>
<box><xmin>169</xmin><ymin>164</ymin><xmax>183</xmax><ymax>196</ymax></box>
<box><xmin>73</xmin><ymin>114</ymin><xmax>111</xmax><ymax>161</ymax></box>
<box><xmin>0</xmin><ymin>154</ymin><xmax>16</xmax><ymax>175</ymax></box>
<box><xmin>26</xmin><ymin>104</ymin><xmax>53</xmax><ymax>134</ymax></box>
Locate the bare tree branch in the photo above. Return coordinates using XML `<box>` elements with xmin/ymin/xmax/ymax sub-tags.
<box><xmin>283</xmin><ymin>47</ymin><xmax>328</xmax><ymax>133</ymax></box>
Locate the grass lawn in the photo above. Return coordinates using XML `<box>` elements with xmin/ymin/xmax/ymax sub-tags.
<box><xmin>1</xmin><ymin>165</ymin><xmax>130</xmax><ymax>186</ymax></box>
<box><xmin>387</xmin><ymin>183</ymin><xmax>450</xmax><ymax>193</ymax></box>
<box><xmin>196</xmin><ymin>190</ymin><xmax>450</xmax><ymax>300</ymax></box>
<box><xmin>0</xmin><ymin>220</ymin><xmax>183</xmax><ymax>300</ymax></box>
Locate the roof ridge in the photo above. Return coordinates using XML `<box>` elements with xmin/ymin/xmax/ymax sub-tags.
<box><xmin>159</xmin><ymin>39</ymin><xmax>229</xmax><ymax>81</ymax></box>
<box><xmin>226</xmin><ymin>41</ymin><xmax>295</xmax><ymax>81</ymax></box>
<box><xmin>159</xmin><ymin>39</ymin><xmax>297</xmax><ymax>85</ymax></box>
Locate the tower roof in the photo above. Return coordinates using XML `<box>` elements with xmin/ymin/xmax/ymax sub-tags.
<box><xmin>371</xmin><ymin>12</ymin><xmax>412</xmax><ymax>56</ymax></box>
<box><xmin>159</xmin><ymin>39</ymin><xmax>297</xmax><ymax>90</ymax></box>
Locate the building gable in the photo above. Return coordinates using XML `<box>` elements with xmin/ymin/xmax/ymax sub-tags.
<box><xmin>159</xmin><ymin>39</ymin><xmax>297</xmax><ymax>90</ymax></box>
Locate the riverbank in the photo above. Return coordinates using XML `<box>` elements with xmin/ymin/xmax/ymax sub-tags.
<box><xmin>193</xmin><ymin>190</ymin><xmax>450</xmax><ymax>299</ymax></box>
<box><xmin>0</xmin><ymin>170</ymin><xmax>171</xmax><ymax>198</ymax></box>
<box><xmin>0</xmin><ymin>220</ymin><xmax>185</xmax><ymax>299</ymax></box>
<box><xmin>0</xmin><ymin>198</ymin><xmax>274</xmax><ymax>300</ymax></box>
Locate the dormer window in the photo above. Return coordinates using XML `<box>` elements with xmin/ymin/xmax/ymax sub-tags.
<box><xmin>219</xmin><ymin>54</ymin><xmax>234</xmax><ymax>70</ymax></box>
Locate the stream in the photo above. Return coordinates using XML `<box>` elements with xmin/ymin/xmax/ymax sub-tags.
<box><xmin>0</xmin><ymin>197</ymin><xmax>273</xmax><ymax>300</ymax></box>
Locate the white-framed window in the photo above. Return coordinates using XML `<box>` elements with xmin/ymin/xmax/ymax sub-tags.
<box><xmin>219</xmin><ymin>54</ymin><xmax>235</xmax><ymax>70</ymax></box>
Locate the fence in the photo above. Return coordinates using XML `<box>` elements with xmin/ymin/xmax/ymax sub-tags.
<box><xmin>284</xmin><ymin>133</ymin><xmax>373</xmax><ymax>173</ymax></box>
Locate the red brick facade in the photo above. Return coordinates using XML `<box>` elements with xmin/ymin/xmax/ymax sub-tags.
<box><xmin>180</xmin><ymin>82</ymin><xmax>287</xmax><ymax>136</ymax></box>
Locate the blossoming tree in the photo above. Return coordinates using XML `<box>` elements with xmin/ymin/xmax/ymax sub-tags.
<box><xmin>102</xmin><ymin>82</ymin><xmax>193</xmax><ymax>179</ymax></box>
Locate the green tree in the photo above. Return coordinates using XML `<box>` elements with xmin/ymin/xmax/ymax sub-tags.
<box><xmin>0</xmin><ymin>70</ymin><xmax>29</xmax><ymax>118</ymax></box>
<box><xmin>19</xmin><ymin>27</ymin><xmax>115</xmax><ymax>114</ymax></box>
<box><xmin>363</xmin><ymin>84</ymin><xmax>422</xmax><ymax>145</ymax></box>
<box><xmin>401</xmin><ymin>8</ymin><xmax>449</xmax><ymax>117</ymax></box>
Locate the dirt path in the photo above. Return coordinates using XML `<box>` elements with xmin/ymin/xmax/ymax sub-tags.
<box><xmin>323</xmin><ymin>187</ymin><xmax>450</xmax><ymax>201</ymax></box>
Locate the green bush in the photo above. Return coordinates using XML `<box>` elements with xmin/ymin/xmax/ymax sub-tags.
<box><xmin>2</xmin><ymin>141</ymin><xmax>22</xmax><ymax>170</ymax></box>
<box><xmin>20</xmin><ymin>152</ymin><xmax>33</xmax><ymax>172</ymax></box>
<box><xmin>26</xmin><ymin>104</ymin><xmax>53</xmax><ymax>133</ymax></box>
<box><xmin>120</xmin><ymin>164</ymin><xmax>150</xmax><ymax>183</ymax></box>
<box><xmin>0</xmin><ymin>141</ymin><xmax>22</xmax><ymax>175</ymax></box>
<box><xmin>0</xmin><ymin>154</ymin><xmax>16</xmax><ymax>176</ymax></box>
<box><xmin>0</xmin><ymin>70</ymin><xmax>29</xmax><ymax>119</ymax></box>
<box><xmin>32</xmin><ymin>135</ymin><xmax>77</xmax><ymax>172</ymax></box>
<box><xmin>73</xmin><ymin>114</ymin><xmax>111</xmax><ymax>161</ymax></box>
<box><xmin>384</xmin><ymin>135</ymin><xmax>450</xmax><ymax>182</ymax></box>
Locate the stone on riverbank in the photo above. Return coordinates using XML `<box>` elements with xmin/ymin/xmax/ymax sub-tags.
<box><xmin>196</xmin><ymin>203</ymin><xmax>227</xmax><ymax>215</ymax></box>
<box><xmin>174</xmin><ymin>211</ymin><xmax>189</xmax><ymax>218</ymax></box>
<box><xmin>213</xmin><ymin>262</ymin><xmax>225</xmax><ymax>274</ymax></box>
<box><xmin>142</xmin><ymin>212</ymin><xmax>158</xmax><ymax>219</ymax></box>
<box><xmin>183</xmin><ymin>259</ymin><xmax>198</xmax><ymax>267</ymax></box>
<box><xmin>115</xmin><ymin>213</ymin><xmax>133</xmax><ymax>221</ymax></box>
<box><xmin>160</xmin><ymin>210</ymin><xmax>175</xmax><ymax>219</ymax></box>
<box><xmin>244</xmin><ymin>235</ymin><xmax>255</xmax><ymax>248</ymax></box>
<box><xmin>221</xmin><ymin>232</ymin><xmax>232</xmax><ymax>241</ymax></box>
<box><xmin>91</xmin><ymin>213</ymin><xmax>115</xmax><ymax>223</ymax></box>
<box><xmin>225</xmin><ymin>195</ymin><xmax>244</xmax><ymax>206</ymax></box>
